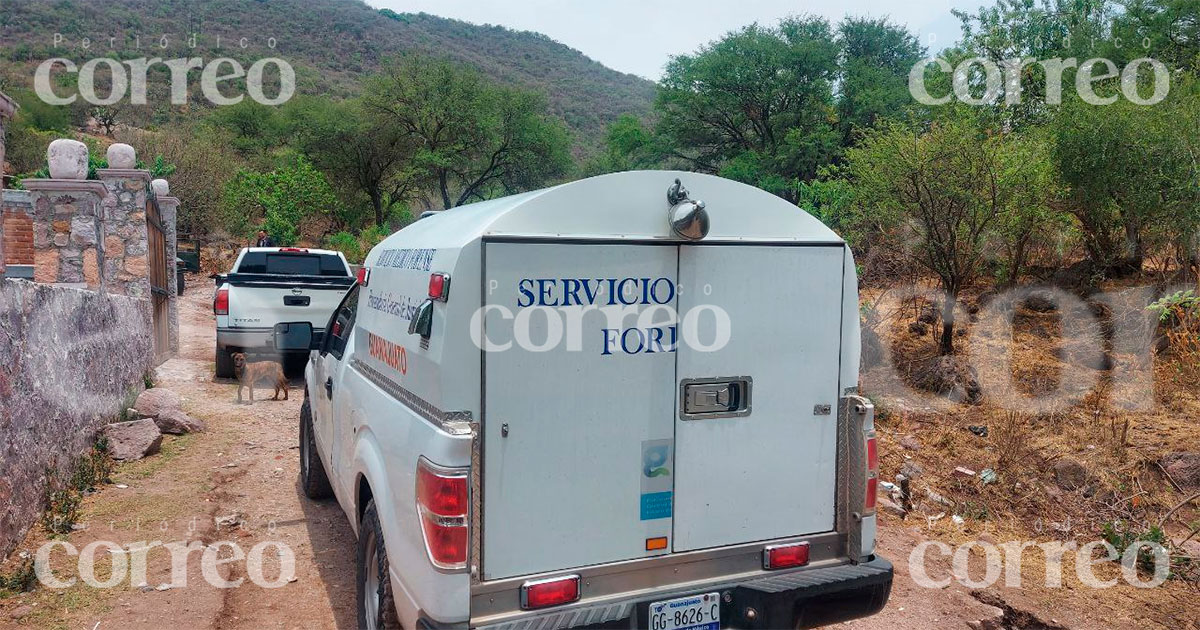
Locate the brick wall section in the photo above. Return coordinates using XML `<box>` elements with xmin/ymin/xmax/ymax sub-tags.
<box><xmin>2</xmin><ymin>190</ymin><xmax>34</xmax><ymax>268</ymax></box>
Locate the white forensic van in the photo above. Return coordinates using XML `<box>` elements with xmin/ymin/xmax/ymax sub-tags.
<box><xmin>278</xmin><ymin>171</ymin><xmax>892</xmax><ymax>630</ymax></box>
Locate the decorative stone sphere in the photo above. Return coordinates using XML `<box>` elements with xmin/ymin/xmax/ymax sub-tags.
<box><xmin>47</xmin><ymin>139</ymin><xmax>89</xmax><ymax>180</ymax></box>
<box><xmin>151</xmin><ymin>178</ymin><xmax>170</xmax><ymax>197</ymax></box>
<box><xmin>106</xmin><ymin>143</ymin><xmax>137</xmax><ymax>169</ymax></box>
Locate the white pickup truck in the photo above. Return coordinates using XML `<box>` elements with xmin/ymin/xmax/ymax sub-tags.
<box><xmin>277</xmin><ymin>171</ymin><xmax>892</xmax><ymax>630</ymax></box>
<box><xmin>212</xmin><ymin>247</ymin><xmax>355</xmax><ymax>377</ymax></box>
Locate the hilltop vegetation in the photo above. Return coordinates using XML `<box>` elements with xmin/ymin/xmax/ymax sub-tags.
<box><xmin>0</xmin><ymin>0</ymin><xmax>655</xmax><ymax>148</ymax></box>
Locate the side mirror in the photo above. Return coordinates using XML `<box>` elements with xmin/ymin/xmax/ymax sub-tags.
<box><xmin>274</xmin><ymin>321</ymin><xmax>319</xmax><ymax>351</ymax></box>
<box><xmin>408</xmin><ymin>299</ymin><xmax>434</xmax><ymax>338</ymax></box>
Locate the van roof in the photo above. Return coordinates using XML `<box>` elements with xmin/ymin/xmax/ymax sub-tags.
<box><xmin>392</xmin><ymin>170</ymin><xmax>842</xmax><ymax>247</ymax></box>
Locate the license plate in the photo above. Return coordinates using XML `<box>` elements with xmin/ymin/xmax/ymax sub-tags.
<box><xmin>649</xmin><ymin>592</ymin><xmax>720</xmax><ymax>630</ymax></box>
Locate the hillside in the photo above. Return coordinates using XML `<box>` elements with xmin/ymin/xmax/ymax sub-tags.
<box><xmin>0</xmin><ymin>0</ymin><xmax>656</xmax><ymax>151</ymax></box>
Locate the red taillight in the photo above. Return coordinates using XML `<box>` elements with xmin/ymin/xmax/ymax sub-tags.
<box><xmin>416</xmin><ymin>458</ymin><xmax>468</xmax><ymax>570</ymax></box>
<box><xmin>356</xmin><ymin>267</ymin><xmax>370</xmax><ymax>286</ymax></box>
<box><xmin>279</xmin><ymin>247</ymin><xmax>308</xmax><ymax>252</ymax></box>
<box><xmin>763</xmin><ymin>542</ymin><xmax>810</xmax><ymax>570</ymax></box>
<box><xmin>520</xmin><ymin>575</ymin><xmax>580</xmax><ymax>610</ymax></box>
<box><xmin>214</xmin><ymin>288</ymin><xmax>229</xmax><ymax>315</ymax></box>
<box><xmin>428</xmin><ymin>272</ymin><xmax>450</xmax><ymax>301</ymax></box>
<box><xmin>864</xmin><ymin>432</ymin><xmax>879</xmax><ymax>514</ymax></box>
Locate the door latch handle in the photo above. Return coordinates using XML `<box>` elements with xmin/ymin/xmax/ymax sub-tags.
<box><xmin>324</xmin><ymin>377</ymin><xmax>333</xmax><ymax>398</ymax></box>
<box><xmin>680</xmin><ymin>377</ymin><xmax>752</xmax><ymax>420</ymax></box>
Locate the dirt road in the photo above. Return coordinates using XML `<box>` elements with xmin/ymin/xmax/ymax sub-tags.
<box><xmin>0</xmin><ymin>276</ymin><xmax>1173</xmax><ymax>629</ymax></box>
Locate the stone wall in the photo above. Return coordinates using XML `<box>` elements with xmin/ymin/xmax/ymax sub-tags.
<box><xmin>0</xmin><ymin>279</ymin><xmax>154</xmax><ymax>559</ymax></box>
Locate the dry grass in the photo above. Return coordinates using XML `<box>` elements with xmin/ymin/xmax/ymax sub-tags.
<box><xmin>865</xmin><ymin>276</ymin><xmax>1200</xmax><ymax>627</ymax></box>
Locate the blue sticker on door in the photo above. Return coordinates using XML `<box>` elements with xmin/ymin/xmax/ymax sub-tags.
<box><xmin>641</xmin><ymin>439</ymin><xmax>673</xmax><ymax>520</ymax></box>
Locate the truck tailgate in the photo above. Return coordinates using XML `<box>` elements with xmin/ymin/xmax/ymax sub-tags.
<box><xmin>226</xmin><ymin>275</ymin><xmax>354</xmax><ymax>331</ymax></box>
<box><xmin>480</xmin><ymin>241</ymin><xmax>844</xmax><ymax>580</ymax></box>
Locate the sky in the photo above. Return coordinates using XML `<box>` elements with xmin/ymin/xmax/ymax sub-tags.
<box><xmin>367</xmin><ymin>0</ymin><xmax>991</xmax><ymax>80</ymax></box>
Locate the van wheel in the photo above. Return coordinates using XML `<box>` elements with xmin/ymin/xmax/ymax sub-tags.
<box><xmin>358</xmin><ymin>500</ymin><xmax>400</xmax><ymax>630</ymax></box>
<box><xmin>215</xmin><ymin>347</ymin><xmax>235</xmax><ymax>379</ymax></box>
<box><xmin>299</xmin><ymin>396</ymin><xmax>333</xmax><ymax>500</ymax></box>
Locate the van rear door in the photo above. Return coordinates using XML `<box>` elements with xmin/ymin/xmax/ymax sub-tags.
<box><xmin>481</xmin><ymin>242</ymin><xmax>678</xmax><ymax>580</ymax></box>
<box><xmin>480</xmin><ymin>241</ymin><xmax>845</xmax><ymax>579</ymax></box>
<box><xmin>672</xmin><ymin>245</ymin><xmax>844</xmax><ymax>551</ymax></box>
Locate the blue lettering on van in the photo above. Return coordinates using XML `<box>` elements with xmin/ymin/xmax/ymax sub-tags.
<box><xmin>515</xmin><ymin>277</ymin><xmax>675</xmax><ymax>307</ymax></box>
<box><xmin>376</xmin><ymin>248</ymin><xmax>437</xmax><ymax>271</ymax></box>
<box><xmin>602</xmin><ymin>326</ymin><xmax>677</xmax><ymax>355</ymax></box>
<box><xmin>367</xmin><ymin>291</ymin><xmax>422</xmax><ymax>321</ymax></box>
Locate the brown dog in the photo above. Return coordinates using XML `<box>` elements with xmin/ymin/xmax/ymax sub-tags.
<box><xmin>232</xmin><ymin>353</ymin><xmax>288</xmax><ymax>403</ymax></box>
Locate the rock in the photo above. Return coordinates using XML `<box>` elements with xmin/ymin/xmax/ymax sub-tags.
<box><xmin>1161</xmin><ymin>452</ymin><xmax>1200</xmax><ymax>489</ymax></box>
<box><xmin>1023</xmin><ymin>291</ymin><xmax>1058</xmax><ymax>312</ymax></box>
<box><xmin>917</xmin><ymin>304</ymin><xmax>940</xmax><ymax>325</ymax></box>
<box><xmin>912</xmin><ymin>355</ymin><xmax>982</xmax><ymax>404</ymax></box>
<box><xmin>9</xmin><ymin>605</ymin><xmax>33</xmax><ymax>620</ymax></box>
<box><xmin>151</xmin><ymin>178</ymin><xmax>170</xmax><ymax>197</ymax></box>
<box><xmin>102</xmin><ymin>419</ymin><xmax>162</xmax><ymax>461</ymax></box>
<box><xmin>925</xmin><ymin>487</ymin><xmax>955</xmax><ymax>508</ymax></box>
<box><xmin>106</xmin><ymin>143</ymin><xmax>137</xmax><ymax>169</ymax></box>
<box><xmin>878</xmin><ymin>497</ymin><xmax>907</xmax><ymax>518</ymax></box>
<box><xmin>47</xmin><ymin>138</ymin><xmax>88</xmax><ymax>179</ymax></box>
<box><xmin>900</xmin><ymin>435</ymin><xmax>921</xmax><ymax>451</ymax></box>
<box><xmin>134</xmin><ymin>387</ymin><xmax>182</xmax><ymax>418</ymax></box>
<box><xmin>154</xmin><ymin>408</ymin><xmax>205</xmax><ymax>435</ymax></box>
<box><xmin>1053</xmin><ymin>458</ymin><xmax>1088</xmax><ymax>490</ymax></box>
<box><xmin>900</xmin><ymin>460</ymin><xmax>924</xmax><ymax>479</ymax></box>
<box><xmin>908</xmin><ymin>321</ymin><xmax>928</xmax><ymax>336</ymax></box>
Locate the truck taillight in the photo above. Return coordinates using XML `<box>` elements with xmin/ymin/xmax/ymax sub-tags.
<box><xmin>520</xmin><ymin>575</ymin><xmax>580</xmax><ymax>610</ymax></box>
<box><xmin>428</xmin><ymin>272</ymin><xmax>450</xmax><ymax>301</ymax></box>
<box><xmin>214</xmin><ymin>288</ymin><xmax>229</xmax><ymax>315</ymax></box>
<box><xmin>864</xmin><ymin>431</ymin><xmax>878</xmax><ymax>514</ymax></box>
<box><xmin>763</xmin><ymin>542</ymin><xmax>810</xmax><ymax>570</ymax></box>
<box><xmin>416</xmin><ymin>458</ymin><xmax>468</xmax><ymax>570</ymax></box>
<box><xmin>356</xmin><ymin>267</ymin><xmax>370</xmax><ymax>286</ymax></box>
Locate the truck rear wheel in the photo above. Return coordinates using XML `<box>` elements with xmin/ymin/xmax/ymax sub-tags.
<box><xmin>299</xmin><ymin>396</ymin><xmax>333</xmax><ymax>500</ymax></box>
<box><xmin>357</xmin><ymin>500</ymin><xmax>400</xmax><ymax>630</ymax></box>
<box><xmin>214</xmin><ymin>346</ymin><xmax>235</xmax><ymax>379</ymax></box>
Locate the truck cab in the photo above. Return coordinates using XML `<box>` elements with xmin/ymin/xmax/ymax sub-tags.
<box><xmin>291</xmin><ymin>171</ymin><xmax>891</xmax><ymax>630</ymax></box>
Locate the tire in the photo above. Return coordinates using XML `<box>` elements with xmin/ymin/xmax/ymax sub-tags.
<box><xmin>357</xmin><ymin>500</ymin><xmax>401</xmax><ymax>630</ymax></box>
<box><xmin>215</xmin><ymin>346</ymin><xmax>235</xmax><ymax>379</ymax></box>
<box><xmin>299</xmin><ymin>395</ymin><xmax>333</xmax><ymax>500</ymax></box>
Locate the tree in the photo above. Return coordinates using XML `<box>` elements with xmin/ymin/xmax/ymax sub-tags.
<box><xmin>844</xmin><ymin>115</ymin><xmax>1031</xmax><ymax>353</ymax></box>
<box><xmin>836</xmin><ymin>17</ymin><xmax>925</xmax><ymax>143</ymax></box>
<box><xmin>363</xmin><ymin>56</ymin><xmax>572</xmax><ymax>209</ymax></box>
<box><xmin>290</xmin><ymin>98</ymin><xmax>419</xmax><ymax>227</ymax></box>
<box><xmin>222</xmin><ymin>156</ymin><xmax>339</xmax><ymax>246</ymax></box>
<box><xmin>1051</xmin><ymin>93</ymin><xmax>1191</xmax><ymax>273</ymax></box>
<box><xmin>89</xmin><ymin>105</ymin><xmax>120</xmax><ymax>136</ymax></box>
<box><xmin>654</xmin><ymin>17</ymin><xmax>841</xmax><ymax>197</ymax></box>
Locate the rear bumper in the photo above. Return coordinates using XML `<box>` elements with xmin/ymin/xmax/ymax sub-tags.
<box><xmin>462</xmin><ymin>555</ymin><xmax>892</xmax><ymax>630</ymax></box>
<box><xmin>217</xmin><ymin>327</ymin><xmax>321</xmax><ymax>352</ymax></box>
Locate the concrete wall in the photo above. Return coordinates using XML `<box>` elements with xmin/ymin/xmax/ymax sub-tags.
<box><xmin>0</xmin><ymin>279</ymin><xmax>154</xmax><ymax>559</ymax></box>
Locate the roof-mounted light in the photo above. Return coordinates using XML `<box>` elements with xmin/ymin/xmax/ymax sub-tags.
<box><xmin>667</xmin><ymin>178</ymin><xmax>709</xmax><ymax>240</ymax></box>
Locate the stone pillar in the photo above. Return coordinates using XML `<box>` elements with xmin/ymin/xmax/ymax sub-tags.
<box><xmin>157</xmin><ymin>193</ymin><xmax>180</xmax><ymax>355</ymax></box>
<box><xmin>96</xmin><ymin>159</ymin><xmax>152</xmax><ymax>299</ymax></box>
<box><xmin>22</xmin><ymin>152</ymin><xmax>109</xmax><ymax>287</ymax></box>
